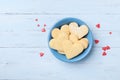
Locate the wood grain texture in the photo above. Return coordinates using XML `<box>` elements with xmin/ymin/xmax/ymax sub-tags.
<box><xmin>0</xmin><ymin>0</ymin><xmax>120</xmax><ymax>80</ymax></box>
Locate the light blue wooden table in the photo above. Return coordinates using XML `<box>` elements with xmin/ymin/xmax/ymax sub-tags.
<box><xmin>0</xmin><ymin>0</ymin><xmax>120</xmax><ymax>80</ymax></box>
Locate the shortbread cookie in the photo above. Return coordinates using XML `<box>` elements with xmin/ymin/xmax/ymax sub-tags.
<box><xmin>61</xmin><ymin>24</ymin><xmax>70</xmax><ymax>35</ymax></box>
<box><xmin>76</xmin><ymin>38</ymin><xmax>89</xmax><ymax>49</ymax></box>
<box><xmin>69</xmin><ymin>24</ymin><xmax>89</xmax><ymax>39</ymax></box>
<box><xmin>69</xmin><ymin>34</ymin><xmax>78</xmax><ymax>43</ymax></box>
<box><xmin>62</xmin><ymin>40</ymin><xmax>73</xmax><ymax>53</ymax></box>
<box><xmin>69</xmin><ymin>22</ymin><xmax>78</xmax><ymax>28</ymax></box>
<box><xmin>49</xmin><ymin>39</ymin><xmax>63</xmax><ymax>52</ymax></box>
<box><xmin>51</xmin><ymin>28</ymin><xmax>61</xmax><ymax>38</ymax></box>
<box><xmin>57</xmin><ymin>31</ymin><xmax>69</xmax><ymax>40</ymax></box>
<box><xmin>65</xmin><ymin>43</ymin><xmax>84</xmax><ymax>59</ymax></box>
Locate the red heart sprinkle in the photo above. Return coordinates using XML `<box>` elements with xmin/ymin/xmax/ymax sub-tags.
<box><xmin>35</xmin><ymin>19</ymin><xmax>38</xmax><ymax>21</ymax></box>
<box><xmin>96</xmin><ymin>24</ymin><xmax>100</xmax><ymax>28</ymax></box>
<box><xmin>44</xmin><ymin>24</ymin><xmax>46</xmax><ymax>27</ymax></box>
<box><xmin>106</xmin><ymin>46</ymin><xmax>110</xmax><ymax>50</ymax></box>
<box><xmin>102</xmin><ymin>51</ymin><xmax>107</xmax><ymax>56</ymax></box>
<box><xmin>41</xmin><ymin>28</ymin><xmax>46</xmax><ymax>32</ymax></box>
<box><xmin>102</xmin><ymin>47</ymin><xmax>107</xmax><ymax>51</ymax></box>
<box><xmin>40</xmin><ymin>52</ymin><xmax>44</xmax><ymax>57</ymax></box>
<box><xmin>94</xmin><ymin>40</ymin><xmax>99</xmax><ymax>44</ymax></box>
<box><xmin>37</xmin><ymin>24</ymin><xmax>40</xmax><ymax>27</ymax></box>
<box><xmin>109</xmin><ymin>32</ymin><xmax>112</xmax><ymax>35</ymax></box>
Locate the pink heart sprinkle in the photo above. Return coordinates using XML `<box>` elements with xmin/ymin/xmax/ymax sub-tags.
<box><xmin>40</xmin><ymin>52</ymin><xmax>44</xmax><ymax>57</ymax></box>
<box><xmin>109</xmin><ymin>32</ymin><xmax>112</xmax><ymax>35</ymax></box>
<box><xmin>106</xmin><ymin>46</ymin><xmax>110</xmax><ymax>50</ymax></box>
<box><xmin>102</xmin><ymin>47</ymin><xmax>107</xmax><ymax>51</ymax></box>
<box><xmin>41</xmin><ymin>28</ymin><xmax>46</xmax><ymax>32</ymax></box>
<box><xmin>37</xmin><ymin>24</ymin><xmax>40</xmax><ymax>27</ymax></box>
<box><xmin>96</xmin><ymin>24</ymin><xmax>100</xmax><ymax>28</ymax></box>
<box><xmin>35</xmin><ymin>19</ymin><xmax>38</xmax><ymax>21</ymax></box>
<box><xmin>94</xmin><ymin>40</ymin><xmax>99</xmax><ymax>44</ymax></box>
<box><xmin>102</xmin><ymin>51</ymin><xmax>107</xmax><ymax>56</ymax></box>
<box><xmin>44</xmin><ymin>24</ymin><xmax>46</xmax><ymax>27</ymax></box>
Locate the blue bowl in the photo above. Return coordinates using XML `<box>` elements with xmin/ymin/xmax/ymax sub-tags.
<box><xmin>48</xmin><ymin>17</ymin><xmax>93</xmax><ymax>63</ymax></box>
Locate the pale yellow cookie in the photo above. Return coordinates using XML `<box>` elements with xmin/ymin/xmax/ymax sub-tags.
<box><xmin>69</xmin><ymin>24</ymin><xmax>89</xmax><ymax>39</ymax></box>
<box><xmin>69</xmin><ymin>22</ymin><xmax>78</xmax><ymax>34</ymax></box>
<box><xmin>69</xmin><ymin>22</ymin><xmax>78</xmax><ymax>28</ymax></box>
<box><xmin>51</xmin><ymin>28</ymin><xmax>61</xmax><ymax>38</ymax></box>
<box><xmin>49</xmin><ymin>39</ymin><xmax>63</xmax><ymax>52</ymax></box>
<box><xmin>76</xmin><ymin>38</ymin><xmax>89</xmax><ymax>49</ymax></box>
<box><xmin>61</xmin><ymin>24</ymin><xmax>70</xmax><ymax>35</ymax></box>
<box><xmin>57</xmin><ymin>31</ymin><xmax>69</xmax><ymax>40</ymax></box>
<box><xmin>69</xmin><ymin>34</ymin><xmax>78</xmax><ymax>43</ymax></box>
<box><xmin>65</xmin><ymin>43</ymin><xmax>84</xmax><ymax>59</ymax></box>
<box><xmin>62</xmin><ymin>40</ymin><xmax>73</xmax><ymax>53</ymax></box>
<box><xmin>77</xmin><ymin>25</ymin><xmax>89</xmax><ymax>39</ymax></box>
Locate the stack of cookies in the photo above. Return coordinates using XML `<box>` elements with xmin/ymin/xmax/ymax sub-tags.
<box><xmin>49</xmin><ymin>22</ymin><xmax>89</xmax><ymax>59</ymax></box>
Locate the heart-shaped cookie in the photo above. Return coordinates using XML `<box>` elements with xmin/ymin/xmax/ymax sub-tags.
<box><xmin>57</xmin><ymin>30</ymin><xmax>69</xmax><ymax>40</ymax></box>
<box><xmin>69</xmin><ymin>22</ymin><xmax>89</xmax><ymax>39</ymax></box>
<box><xmin>62</xmin><ymin>40</ymin><xmax>84</xmax><ymax>59</ymax></box>
<box><xmin>50</xmin><ymin>29</ymin><xmax>69</xmax><ymax>52</ymax></box>
<box><xmin>76</xmin><ymin>38</ymin><xmax>89</xmax><ymax>49</ymax></box>
<box><xmin>49</xmin><ymin>39</ymin><xmax>64</xmax><ymax>52</ymax></box>
<box><xmin>51</xmin><ymin>28</ymin><xmax>61</xmax><ymax>38</ymax></box>
<box><xmin>52</xmin><ymin>28</ymin><xmax>69</xmax><ymax>40</ymax></box>
<box><xmin>61</xmin><ymin>24</ymin><xmax>70</xmax><ymax>35</ymax></box>
<box><xmin>69</xmin><ymin>34</ymin><xmax>78</xmax><ymax>43</ymax></box>
<box><xmin>62</xmin><ymin>40</ymin><xmax>73</xmax><ymax>52</ymax></box>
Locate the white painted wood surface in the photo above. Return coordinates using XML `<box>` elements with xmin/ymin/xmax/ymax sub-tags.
<box><xmin>0</xmin><ymin>0</ymin><xmax>120</xmax><ymax>80</ymax></box>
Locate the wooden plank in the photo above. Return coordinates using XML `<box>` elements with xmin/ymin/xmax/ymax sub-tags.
<box><xmin>0</xmin><ymin>0</ymin><xmax>120</xmax><ymax>15</ymax></box>
<box><xmin>0</xmin><ymin>48</ymin><xmax>120</xmax><ymax>79</ymax></box>
<box><xmin>0</xmin><ymin>15</ymin><xmax>119</xmax><ymax>32</ymax></box>
<box><xmin>0</xmin><ymin>47</ymin><xmax>119</xmax><ymax>64</ymax></box>
<box><xmin>0</xmin><ymin>31</ymin><xmax>119</xmax><ymax>48</ymax></box>
<box><xmin>0</xmin><ymin>15</ymin><xmax>119</xmax><ymax>48</ymax></box>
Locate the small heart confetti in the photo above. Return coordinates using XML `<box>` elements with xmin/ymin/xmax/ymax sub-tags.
<box><xmin>109</xmin><ymin>32</ymin><xmax>112</xmax><ymax>35</ymax></box>
<box><xmin>102</xmin><ymin>47</ymin><xmax>107</xmax><ymax>51</ymax></box>
<box><xmin>94</xmin><ymin>40</ymin><xmax>99</xmax><ymax>44</ymax></box>
<box><xmin>35</xmin><ymin>18</ymin><xmax>38</xmax><ymax>21</ymax></box>
<box><xmin>106</xmin><ymin>45</ymin><xmax>110</xmax><ymax>50</ymax></box>
<box><xmin>96</xmin><ymin>23</ymin><xmax>100</xmax><ymax>28</ymax></box>
<box><xmin>40</xmin><ymin>52</ymin><xmax>44</xmax><ymax>57</ymax></box>
<box><xmin>102</xmin><ymin>51</ymin><xmax>107</xmax><ymax>56</ymax></box>
<box><xmin>37</xmin><ymin>24</ymin><xmax>40</xmax><ymax>27</ymax></box>
<box><xmin>101</xmin><ymin>45</ymin><xmax>111</xmax><ymax>56</ymax></box>
<box><xmin>41</xmin><ymin>28</ymin><xmax>46</xmax><ymax>32</ymax></box>
<box><xmin>102</xmin><ymin>46</ymin><xmax>111</xmax><ymax>51</ymax></box>
<box><xmin>44</xmin><ymin>24</ymin><xmax>47</xmax><ymax>27</ymax></box>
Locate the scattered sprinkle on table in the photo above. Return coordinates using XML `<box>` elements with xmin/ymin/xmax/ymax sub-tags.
<box><xmin>35</xmin><ymin>18</ymin><xmax>38</xmax><ymax>21</ymax></box>
<box><xmin>102</xmin><ymin>51</ymin><xmax>107</xmax><ymax>56</ymax></box>
<box><xmin>44</xmin><ymin>24</ymin><xmax>47</xmax><ymax>27</ymax></box>
<box><xmin>109</xmin><ymin>32</ymin><xmax>112</xmax><ymax>35</ymax></box>
<box><xmin>102</xmin><ymin>45</ymin><xmax>111</xmax><ymax>56</ymax></box>
<box><xmin>94</xmin><ymin>39</ymin><xmax>99</xmax><ymax>44</ymax></box>
<box><xmin>41</xmin><ymin>28</ymin><xmax>46</xmax><ymax>32</ymax></box>
<box><xmin>37</xmin><ymin>24</ymin><xmax>40</xmax><ymax>27</ymax></box>
<box><xmin>96</xmin><ymin>23</ymin><xmax>101</xmax><ymax>28</ymax></box>
<box><xmin>39</xmin><ymin>52</ymin><xmax>44</xmax><ymax>57</ymax></box>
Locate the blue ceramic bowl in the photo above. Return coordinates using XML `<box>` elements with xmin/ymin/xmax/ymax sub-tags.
<box><xmin>48</xmin><ymin>17</ymin><xmax>93</xmax><ymax>63</ymax></box>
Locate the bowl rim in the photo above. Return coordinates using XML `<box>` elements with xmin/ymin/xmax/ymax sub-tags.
<box><xmin>48</xmin><ymin>17</ymin><xmax>94</xmax><ymax>63</ymax></box>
